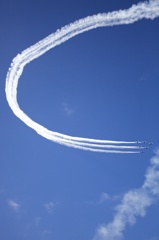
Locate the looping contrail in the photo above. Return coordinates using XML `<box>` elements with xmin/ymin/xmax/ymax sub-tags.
<box><xmin>5</xmin><ymin>0</ymin><xmax>159</xmax><ymax>153</ymax></box>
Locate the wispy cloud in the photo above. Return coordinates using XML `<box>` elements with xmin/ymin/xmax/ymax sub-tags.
<box><xmin>139</xmin><ymin>67</ymin><xmax>159</xmax><ymax>82</ymax></box>
<box><xmin>43</xmin><ymin>201</ymin><xmax>55</xmax><ymax>213</ymax></box>
<box><xmin>86</xmin><ymin>192</ymin><xmax>120</xmax><ymax>206</ymax></box>
<box><xmin>93</xmin><ymin>149</ymin><xmax>159</xmax><ymax>240</ymax></box>
<box><xmin>7</xmin><ymin>199</ymin><xmax>21</xmax><ymax>211</ymax></box>
<box><xmin>98</xmin><ymin>192</ymin><xmax>110</xmax><ymax>204</ymax></box>
<box><xmin>62</xmin><ymin>102</ymin><xmax>75</xmax><ymax>116</ymax></box>
<box><xmin>5</xmin><ymin>0</ymin><xmax>159</xmax><ymax>153</ymax></box>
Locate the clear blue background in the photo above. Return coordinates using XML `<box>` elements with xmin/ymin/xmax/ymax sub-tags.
<box><xmin>0</xmin><ymin>0</ymin><xmax>159</xmax><ymax>240</ymax></box>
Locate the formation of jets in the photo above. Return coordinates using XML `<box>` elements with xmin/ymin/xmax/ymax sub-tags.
<box><xmin>136</xmin><ymin>141</ymin><xmax>153</xmax><ymax>153</ymax></box>
<box><xmin>136</xmin><ymin>141</ymin><xmax>153</xmax><ymax>145</ymax></box>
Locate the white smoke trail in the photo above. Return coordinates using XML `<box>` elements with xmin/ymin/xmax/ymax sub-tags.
<box><xmin>93</xmin><ymin>148</ymin><xmax>159</xmax><ymax>240</ymax></box>
<box><xmin>5</xmin><ymin>0</ymin><xmax>159</xmax><ymax>153</ymax></box>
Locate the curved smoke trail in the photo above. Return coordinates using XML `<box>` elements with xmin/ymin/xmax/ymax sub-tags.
<box><xmin>5</xmin><ymin>0</ymin><xmax>159</xmax><ymax>153</ymax></box>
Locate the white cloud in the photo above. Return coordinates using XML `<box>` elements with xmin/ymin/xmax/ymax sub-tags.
<box><xmin>98</xmin><ymin>192</ymin><xmax>121</xmax><ymax>205</ymax></box>
<box><xmin>7</xmin><ymin>199</ymin><xmax>21</xmax><ymax>211</ymax></box>
<box><xmin>43</xmin><ymin>202</ymin><xmax>55</xmax><ymax>213</ymax></box>
<box><xmin>99</xmin><ymin>192</ymin><xmax>110</xmax><ymax>204</ymax></box>
<box><xmin>62</xmin><ymin>102</ymin><xmax>75</xmax><ymax>116</ymax></box>
<box><xmin>93</xmin><ymin>149</ymin><xmax>159</xmax><ymax>240</ymax></box>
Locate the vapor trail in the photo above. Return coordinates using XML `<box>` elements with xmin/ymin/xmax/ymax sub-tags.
<box><xmin>5</xmin><ymin>0</ymin><xmax>159</xmax><ymax>153</ymax></box>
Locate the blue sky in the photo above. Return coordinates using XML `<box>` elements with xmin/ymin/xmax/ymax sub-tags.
<box><xmin>0</xmin><ymin>0</ymin><xmax>159</xmax><ymax>240</ymax></box>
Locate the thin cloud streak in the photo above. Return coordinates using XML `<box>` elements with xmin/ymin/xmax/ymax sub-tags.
<box><xmin>5</xmin><ymin>0</ymin><xmax>159</xmax><ymax>153</ymax></box>
<box><xmin>93</xmin><ymin>149</ymin><xmax>159</xmax><ymax>240</ymax></box>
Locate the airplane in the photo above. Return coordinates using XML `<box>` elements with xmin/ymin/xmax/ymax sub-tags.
<box><xmin>138</xmin><ymin>146</ymin><xmax>149</xmax><ymax>149</ymax></box>
<box><xmin>136</xmin><ymin>141</ymin><xmax>145</xmax><ymax>144</ymax></box>
<box><xmin>138</xmin><ymin>141</ymin><xmax>146</xmax><ymax>144</ymax></box>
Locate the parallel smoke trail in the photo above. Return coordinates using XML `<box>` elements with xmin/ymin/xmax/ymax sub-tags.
<box><xmin>5</xmin><ymin>0</ymin><xmax>159</xmax><ymax>153</ymax></box>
